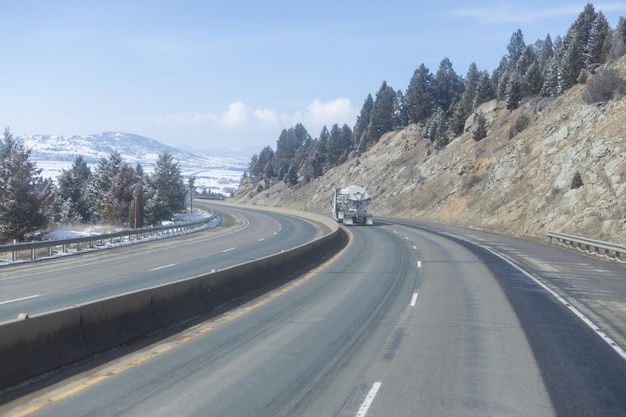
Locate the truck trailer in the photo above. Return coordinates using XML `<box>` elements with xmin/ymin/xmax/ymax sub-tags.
<box><xmin>331</xmin><ymin>185</ymin><xmax>373</xmax><ymax>225</ymax></box>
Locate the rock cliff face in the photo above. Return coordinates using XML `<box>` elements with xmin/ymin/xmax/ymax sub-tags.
<box><xmin>233</xmin><ymin>58</ymin><xmax>626</xmax><ymax>244</ymax></box>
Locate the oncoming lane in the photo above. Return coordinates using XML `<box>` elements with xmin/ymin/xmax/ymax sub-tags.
<box><xmin>0</xmin><ymin>206</ymin><xmax>318</xmax><ymax>323</ymax></box>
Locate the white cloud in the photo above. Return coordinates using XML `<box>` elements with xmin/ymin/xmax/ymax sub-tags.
<box><xmin>221</xmin><ymin>101</ymin><xmax>248</xmax><ymax>127</ymax></box>
<box><xmin>303</xmin><ymin>98</ymin><xmax>355</xmax><ymax>128</ymax></box>
<box><xmin>153</xmin><ymin>98</ymin><xmax>357</xmax><ymax>134</ymax></box>
<box><xmin>253</xmin><ymin>108</ymin><xmax>281</xmax><ymax>128</ymax></box>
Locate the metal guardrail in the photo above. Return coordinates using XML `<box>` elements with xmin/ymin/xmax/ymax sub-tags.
<box><xmin>548</xmin><ymin>231</ymin><xmax>626</xmax><ymax>263</ymax></box>
<box><xmin>0</xmin><ymin>214</ymin><xmax>215</xmax><ymax>263</ymax></box>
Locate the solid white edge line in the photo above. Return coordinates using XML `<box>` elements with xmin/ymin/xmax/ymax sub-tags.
<box><xmin>356</xmin><ymin>382</ymin><xmax>382</xmax><ymax>417</ymax></box>
<box><xmin>417</xmin><ymin>260</ymin><xmax>422</xmax><ymax>268</ymax></box>
<box><xmin>0</xmin><ymin>294</ymin><xmax>41</xmax><ymax>305</ymax></box>
<box><xmin>410</xmin><ymin>292</ymin><xmax>418</xmax><ymax>307</ymax></box>
<box><xmin>480</xmin><ymin>244</ymin><xmax>626</xmax><ymax>361</ymax></box>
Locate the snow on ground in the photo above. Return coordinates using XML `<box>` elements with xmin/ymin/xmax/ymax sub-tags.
<box><xmin>0</xmin><ymin>211</ymin><xmax>220</xmax><ymax>266</ymax></box>
<box><xmin>37</xmin><ymin>161</ymin><xmax>245</xmax><ymax>198</ymax></box>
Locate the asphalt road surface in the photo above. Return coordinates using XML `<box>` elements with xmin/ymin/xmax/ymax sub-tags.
<box><xmin>2</xmin><ymin>211</ymin><xmax>626</xmax><ymax>416</ymax></box>
<box><xmin>0</xmin><ymin>206</ymin><xmax>319</xmax><ymax>323</ymax></box>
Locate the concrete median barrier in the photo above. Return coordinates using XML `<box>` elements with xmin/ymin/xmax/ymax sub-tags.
<box><xmin>0</xmin><ymin>206</ymin><xmax>342</xmax><ymax>391</ymax></box>
<box><xmin>0</xmin><ymin>307</ymin><xmax>87</xmax><ymax>390</ymax></box>
<box><xmin>79</xmin><ymin>290</ymin><xmax>160</xmax><ymax>353</ymax></box>
<box><xmin>151</xmin><ymin>279</ymin><xmax>207</xmax><ymax>328</ymax></box>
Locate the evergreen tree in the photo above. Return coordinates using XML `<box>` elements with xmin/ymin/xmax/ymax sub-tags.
<box><xmin>505</xmin><ymin>72</ymin><xmax>523</xmax><ymax>111</ymax></box>
<box><xmin>327</xmin><ymin>124</ymin><xmax>343</xmax><ymax>166</ymax></box>
<box><xmin>92</xmin><ymin>150</ymin><xmax>123</xmax><ymax>221</ymax></box>
<box><xmin>284</xmin><ymin>164</ymin><xmax>298</xmax><ymax>185</ymax></box>
<box><xmin>248</xmin><ymin>154</ymin><xmax>259</xmax><ymax>178</ymax></box>
<box><xmin>317</xmin><ymin>126</ymin><xmax>329</xmax><ymax>167</ymax></box>
<box><xmin>256</xmin><ymin>146</ymin><xmax>275</xmax><ymax>179</ymax></box>
<box><xmin>104</xmin><ymin>162</ymin><xmax>136</xmax><ymax>225</ymax></box>
<box><xmin>560</xmin><ymin>3</ymin><xmax>597</xmax><ymax>88</ymax></box>
<box><xmin>0</xmin><ymin>128</ymin><xmax>52</xmax><ymax>241</ymax></box>
<box><xmin>392</xmin><ymin>89</ymin><xmax>408</xmax><ymax>130</ymax></box>
<box><xmin>431</xmin><ymin>58</ymin><xmax>464</xmax><ymax>114</ymax></box>
<box><xmin>404</xmin><ymin>63</ymin><xmax>434</xmax><ymax>124</ymax></box>
<box><xmin>542</xmin><ymin>36</ymin><xmax>563</xmax><ymax>96</ymax></box>
<box><xmin>144</xmin><ymin>151</ymin><xmax>186</xmax><ymax>225</ymax></box>
<box><xmin>473</xmin><ymin>70</ymin><xmax>496</xmax><ymax>109</ymax></box>
<box><xmin>55</xmin><ymin>155</ymin><xmax>94</xmax><ymax>223</ymax></box>
<box><xmin>450</xmin><ymin>62</ymin><xmax>481</xmax><ymax>135</ymax></box>
<box><xmin>583</xmin><ymin>11</ymin><xmax>610</xmax><ymax>67</ymax></box>
<box><xmin>522</xmin><ymin>61</ymin><xmax>544</xmax><ymax>96</ymax></box>
<box><xmin>472</xmin><ymin>112</ymin><xmax>488</xmax><ymax>141</ymax></box>
<box><xmin>353</xmin><ymin>94</ymin><xmax>374</xmax><ymax>154</ymax></box>
<box><xmin>535</xmin><ymin>34</ymin><xmax>555</xmax><ymax>68</ymax></box>
<box><xmin>507</xmin><ymin>29</ymin><xmax>526</xmax><ymax>68</ymax></box>
<box><xmin>367</xmin><ymin>81</ymin><xmax>396</xmax><ymax>144</ymax></box>
<box><xmin>609</xmin><ymin>17</ymin><xmax>626</xmax><ymax>60</ymax></box>
<box><xmin>423</xmin><ymin>107</ymin><xmax>448</xmax><ymax>149</ymax></box>
<box><xmin>274</xmin><ymin>124</ymin><xmax>311</xmax><ymax>177</ymax></box>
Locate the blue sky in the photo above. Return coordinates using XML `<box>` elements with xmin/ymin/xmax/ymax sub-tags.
<box><xmin>1</xmin><ymin>1</ymin><xmax>625</xmax><ymax>157</ymax></box>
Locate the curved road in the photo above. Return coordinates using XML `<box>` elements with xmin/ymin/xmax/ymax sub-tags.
<box><xmin>2</xmin><ymin>211</ymin><xmax>626</xmax><ymax>416</ymax></box>
<box><xmin>0</xmin><ymin>206</ymin><xmax>320</xmax><ymax>323</ymax></box>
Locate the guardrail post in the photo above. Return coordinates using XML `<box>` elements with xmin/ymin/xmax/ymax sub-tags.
<box><xmin>548</xmin><ymin>230</ymin><xmax>626</xmax><ymax>264</ymax></box>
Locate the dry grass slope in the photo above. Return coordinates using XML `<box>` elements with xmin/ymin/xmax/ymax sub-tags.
<box><xmin>233</xmin><ymin>57</ymin><xmax>626</xmax><ymax>244</ymax></box>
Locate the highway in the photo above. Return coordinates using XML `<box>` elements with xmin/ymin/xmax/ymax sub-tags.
<box><xmin>0</xmin><ymin>206</ymin><xmax>320</xmax><ymax>323</ymax></box>
<box><xmin>2</xmin><ymin>209</ymin><xmax>626</xmax><ymax>416</ymax></box>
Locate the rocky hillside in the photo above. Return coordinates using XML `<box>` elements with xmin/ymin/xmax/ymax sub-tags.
<box><xmin>232</xmin><ymin>57</ymin><xmax>626</xmax><ymax>244</ymax></box>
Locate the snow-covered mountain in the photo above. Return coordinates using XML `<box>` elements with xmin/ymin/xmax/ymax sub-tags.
<box><xmin>17</xmin><ymin>132</ymin><xmax>248</xmax><ymax>197</ymax></box>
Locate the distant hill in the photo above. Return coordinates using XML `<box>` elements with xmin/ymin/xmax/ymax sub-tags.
<box><xmin>16</xmin><ymin>132</ymin><xmax>248</xmax><ymax>197</ymax></box>
<box><xmin>233</xmin><ymin>57</ymin><xmax>626</xmax><ymax>244</ymax></box>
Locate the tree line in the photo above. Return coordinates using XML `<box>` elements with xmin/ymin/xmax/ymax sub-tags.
<box><xmin>246</xmin><ymin>3</ymin><xmax>626</xmax><ymax>188</ymax></box>
<box><xmin>0</xmin><ymin>128</ymin><xmax>187</xmax><ymax>242</ymax></box>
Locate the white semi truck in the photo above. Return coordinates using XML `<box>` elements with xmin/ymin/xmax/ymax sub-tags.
<box><xmin>331</xmin><ymin>185</ymin><xmax>373</xmax><ymax>225</ymax></box>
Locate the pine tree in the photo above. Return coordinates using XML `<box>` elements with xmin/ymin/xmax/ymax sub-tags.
<box><xmin>583</xmin><ymin>12</ymin><xmax>610</xmax><ymax>67</ymax></box>
<box><xmin>55</xmin><ymin>155</ymin><xmax>94</xmax><ymax>223</ymax></box>
<box><xmin>404</xmin><ymin>64</ymin><xmax>433</xmax><ymax>124</ymax></box>
<box><xmin>507</xmin><ymin>29</ymin><xmax>526</xmax><ymax>68</ymax></box>
<box><xmin>473</xmin><ymin>70</ymin><xmax>496</xmax><ymax>109</ymax></box>
<box><xmin>256</xmin><ymin>146</ymin><xmax>275</xmax><ymax>179</ymax></box>
<box><xmin>423</xmin><ymin>107</ymin><xmax>448</xmax><ymax>149</ymax></box>
<box><xmin>92</xmin><ymin>150</ymin><xmax>122</xmax><ymax>221</ymax></box>
<box><xmin>522</xmin><ymin>61</ymin><xmax>544</xmax><ymax>97</ymax></box>
<box><xmin>449</xmin><ymin>62</ymin><xmax>481</xmax><ymax>135</ymax></box>
<box><xmin>560</xmin><ymin>3</ymin><xmax>598</xmax><ymax>87</ymax></box>
<box><xmin>505</xmin><ymin>72</ymin><xmax>523</xmax><ymax>111</ymax></box>
<box><xmin>392</xmin><ymin>89</ymin><xmax>408</xmax><ymax>130</ymax></box>
<box><xmin>327</xmin><ymin>124</ymin><xmax>342</xmax><ymax>166</ymax></box>
<box><xmin>472</xmin><ymin>112</ymin><xmax>488</xmax><ymax>141</ymax></box>
<box><xmin>284</xmin><ymin>164</ymin><xmax>298</xmax><ymax>186</ymax></box>
<box><xmin>542</xmin><ymin>36</ymin><xmax>563</xmax><ymax>96</ymax></box>
<box><xmin>316</xmin><ymin>126</ymin><xmax>329</xmax><ymax>167</ymax></box>
<box><xmin>367</xmin><ymin>81</ymin><xmax>396</xmax><ymax>144</ymax></box>
<box><xmin>144</xmin><ymin>151</ymin><xmax>186</xmax><ymax>225</ymax></box>
<box><xmin>105</xmin><ymin>162</ymin><xmax>136</xmax><ymax>225</ymax></box>
<box><xmin>609</xmin><ymin>17</ymin><xmax>626</xmax><ymax>60</ymax></box>
<box><xmin>431</xmin><ymin>58</ymin><xmax>464</xmax><ymax>114</ymax></box>
<box><xmin>0</xmin><ymin>128</ymin><xmax>52</xmax><ymax>241</ymax></box>
<box><xmin>353</xmin><ymin>95</ymin><xmax>374</xmax><ymax>154</ymax></box>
